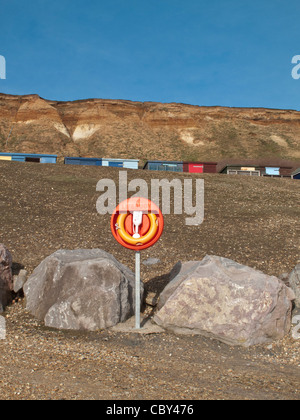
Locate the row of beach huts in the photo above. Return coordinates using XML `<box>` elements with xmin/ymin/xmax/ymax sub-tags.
<box><xmin>0</xmin><ymin>152</ymin><xmax>299</xmax><ymax>179</ymax></box>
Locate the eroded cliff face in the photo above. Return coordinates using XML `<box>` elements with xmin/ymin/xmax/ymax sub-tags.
<box><xmin>0</xmin><ymin>93</ymin><xmax>299</xmax><ymax>162</ymax></box>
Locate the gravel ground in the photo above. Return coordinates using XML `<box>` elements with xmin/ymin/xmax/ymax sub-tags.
<box><xmin>1</xmin><ymin>303</ymin><xmax>299</xmax><ymax>400</ymax></box>
<box><xmin>0</xmin><ymin>161</ymin><xmax>299</xmax><ymax>400</ymax></box>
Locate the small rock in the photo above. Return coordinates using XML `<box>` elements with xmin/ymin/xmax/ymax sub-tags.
<box><xmin>288</xmin><ymin>264</ymin><xmax>300</xmax><ymax>308</ymax></box>
<box><xmin>13</xmin><ymin>269</ymin><xmax>28</xmax><ymax>293</ymax></box>
<box><xmin>292</xmin><ymin>315</ymin><xmax>300</xmax><ymax>325</ymax></box>
<box><xmin>292</xmin><ymin>322</ymin><xmax>300</xmax><ymax>340</ymax></box>
<box><xmin>0</xmin><ymin>315</ymin><xmax>6</xmax><ymax>339</ymax></box>
<box><xmin>145</xmin><ymin>291</ymin><xmax>158</xmax><ymax>307</ymax></box>
<box><xmin>142</xmin><ymin>258</ymin><xmax>161</xmax><ymax>266</ymax></box>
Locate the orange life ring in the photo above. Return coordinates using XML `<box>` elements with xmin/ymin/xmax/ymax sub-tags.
<box><xmin>111</xmin><ymin>197</ymin><xmax>164</xmax><ymax>250</ymax></box>
<box><xmin>116</xmin><ymin>212</ymin><xmax>158</xmax><ymax>245</ymax></box>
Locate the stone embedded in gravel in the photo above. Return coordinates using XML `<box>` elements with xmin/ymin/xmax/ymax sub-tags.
<box><xmin>13</xmin><ymin>269</ymin><xmax>28</xmax><ymax>293</ymax></box>
<box><xmin>154</xmin><ymin>255</ymin><xmax>295</xmax><ymax>347</ymax></box>
<box><xmin>0</xmin><ymin>244</ymin><xmax>13</xmax><ymax>312</ymax></box>
<box><xmin>288</xmin><ymin>264</ymin><xmax>300</xmax><ymax>308</ymax></box>
<box><xmin>24</xmin><ymin>249</ymin><xmax>143</xmax><ymax>331</ymax></box>
<box><xmin>145</xmin><ymin>291</ymin><xmax>159</xmax><ymax>307</ymax></box>
<box><xmin>0</xmin><ymin>315</ymin><xmax>5</xmax><ymax>339</ymax></box>
<box><xmin>142</xmin><ymin>258</ymin><xmax>161</xmax><ymax>266</ymax></box>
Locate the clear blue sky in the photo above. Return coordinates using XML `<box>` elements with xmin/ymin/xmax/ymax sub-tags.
<box><xmin>0</xmin><ymin>0</ymin><xmax>300</xmax><ymax>110</ymax></box>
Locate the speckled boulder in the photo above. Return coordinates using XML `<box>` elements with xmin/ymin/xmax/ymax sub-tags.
<box><xmin>154</xmin><ymin>255</ymin><xmax>295</xmax><ymax>347</ymax></box>
<box><xmin>24</xmin><ymin>249</ymin><xmax>142</xmax><ymax>331</ymax></box>
<box><xmin>0</xmin><ymin>244</ymin><xmax>13</xmax><ymax>312</ymax></box>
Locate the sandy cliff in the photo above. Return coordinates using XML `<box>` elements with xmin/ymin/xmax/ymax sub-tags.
<box><xmin>0</xmin><ymin>93</ymin><xmax>299</xmax><ymax>163</ymax></box>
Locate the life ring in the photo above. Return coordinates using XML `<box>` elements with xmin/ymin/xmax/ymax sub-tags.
<box><xmin>116</xmin><ymin>212</ymin><xmax>158</xmax><ymax>245</ymax></box>
<box><xmin>111</xmin><ymin>197</ymin><xmax>164</xmax><ymax>250</ymax></box>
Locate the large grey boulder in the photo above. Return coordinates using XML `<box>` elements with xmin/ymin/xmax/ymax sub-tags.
<box><xmin>24</xmin><ymin>249</ymin><xmax>142</xmax><ymax>331</ymax></box>
<box><xmin>153</xmin><ymin>255</ymin><xmax>295</xmax><ymax>347</ymax></box>
<box><xmin>288</xmin><ymin>264</ymin><xmax>300</xmax><ymax>308</ymax></box>
<box><xmin>0</xmin><ymin>244</ymin><xmax>13</xmax><ymax>312</ymax></box>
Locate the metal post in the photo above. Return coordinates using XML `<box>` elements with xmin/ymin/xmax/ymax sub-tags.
<box><xmin>135</xmin><ymin>251</ymin><xmax>141</xmax><ymax>329</ymax></box>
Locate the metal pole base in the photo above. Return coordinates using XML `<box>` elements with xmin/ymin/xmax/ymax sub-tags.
<box><xmin>135</xmin><ymin>251</ymin><xmax>141</xmax><ymax>329</ymax></box>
